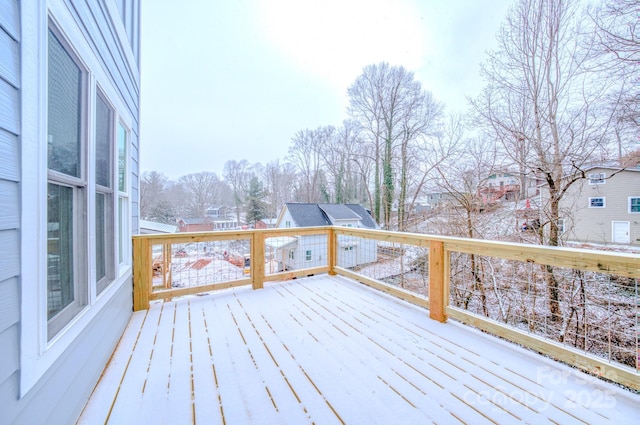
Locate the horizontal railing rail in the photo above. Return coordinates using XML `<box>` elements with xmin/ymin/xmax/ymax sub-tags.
<box><xmin>133</xmin><ymin>226</ymin><xmax>640</xmax><ymax>390</ymax></box>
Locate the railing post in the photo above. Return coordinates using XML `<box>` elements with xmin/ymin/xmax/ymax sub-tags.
<box><xmin>252</xmin><ymin>231</ymin><xmax>264</xmax><ymax>290</ymax></box>
<box><xmin>132</xmin><ymin>236</ymin><xmax>151</xmax><ymax>311</ymax></box>
<box><xmin>429</xmin><ymin>240</ymin><xmax>447</xmax><ymax>322</ymax></box>
<box><xmin>328</xmin><ymin>227</ymin><xmax>337</xmax><ymax>275</ymax></box>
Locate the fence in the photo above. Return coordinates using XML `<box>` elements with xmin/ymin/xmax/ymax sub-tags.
<box><xmin>133</xmin><ymin>226</ymin><xmax>640</xmax><ymax>390</ymax></box>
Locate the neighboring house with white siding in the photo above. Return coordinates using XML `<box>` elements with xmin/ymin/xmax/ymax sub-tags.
<box><xmin>0</xmin><ymin>2</ymin><xmax>140</xmax><ymax>424</ymax></box>
<box><xmin>557</xmin><ymin>167</ymin><xmax>640</xmax><ymax>246</ymax></box>
<box><xmin>275</xmin><ymin>203</ymin><xmax>378</xmax><ymax>270</ymax></box>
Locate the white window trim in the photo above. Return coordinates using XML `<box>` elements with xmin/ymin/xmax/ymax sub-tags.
<box><xmin>588</xmin><ymin>197</ymin><xmax>606</xmax><ymax>208</ymax></box>
<box><xmin>588</xmin><ymin>172</ymin><xmax>606</xmax><ymax>185</ymax></box>
<box><xmin>629</xmin><ymin>196</ymin><xmax>640</xmax><ymax>214</ymax></box>
<box><xmin>20</xmin><ymin>4</ymin><xmax>134</xmax><ymax>397</ymax></box>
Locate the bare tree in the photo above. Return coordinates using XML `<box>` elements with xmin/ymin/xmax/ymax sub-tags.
<box><xmin>348</xmin><ymin>62</ymin><xmax>442</xmax><ymax>228</ymax></box>
<box><xmin>287</xmin><ymin>127</ymin><xmax>333</xmax><ymax>203</ymax></box>
<box><xmin>589</xmin><ymin>0</ymin><xmax>639</xmax><ymax>156</ymax></box>
<box><xmin>263</xmin><ymin>160</ymin><xmax>297</xmax><ymax>218</ymax></box>
<box><xmin>348</xmin><ymin>66</ymin><xmax>385</xmax><ymax>221</ymax></box>
<box><xmin>223</xmin><ymin>159</ymin><xmax>250</xmax><ymax>224</ymax></box>
<box><xmin>471</xmin><ymin>0</ymin><xmax>621</xmax><ymax>320</ymax></box>
<box><xmin>396</xmin><ymin>91</ymin><xmax>444</xmax><ymax>230</ymax></box>
<box><xmin>178</xmin><ymin>171</ymin><xmax>222</xmax><ymax>218</ymax></box>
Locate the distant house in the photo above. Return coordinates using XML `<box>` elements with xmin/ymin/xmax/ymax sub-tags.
<box><xmin>477</xmin><ymin>171</ymin><xmax>542</xmax><ymax>204</ymax></box>
<box><xmin>0</xmin><ymin>2</ymin><xmax>141</xmax><ymax>424</ymax></box>
<box><xmin>274</xmin><ymin>203</ymin><xmax>378</xmax><ymax>270</ymax></box>
<box><xmin>424</xmin><ymin>192</ymin><xmax>458</xmax><ymax>209</ymax></box>
<box><xmin>177</xmin><ymin>218</ymin><xmax>214</xmax><ymax>232</ymax></box>
<box><xmin>556</xmin><ymin>167</ymin><xmax>640</xmax><ymax>245</ymax></box>
<box><xmin>205</xmin><ymin>205</ymin><xmax>240</xmax><ymax>230</ymax></box>
<box><xmin>140</xmin><ymin>220</ymin><xmax>178</xmax><ymax>234</ymax></box>
<box><xmin>255</xmin><ymin>218</ymin><xmax>277</xmax><ymax>229</ymax></box>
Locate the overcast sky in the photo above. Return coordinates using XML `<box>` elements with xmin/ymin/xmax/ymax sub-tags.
<box><xmin>140</xmin><ymin>0</ymin><xmax>513</xmax><ymax>180</ymax></box>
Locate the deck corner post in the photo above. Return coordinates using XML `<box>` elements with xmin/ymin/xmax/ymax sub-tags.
<box><xmin>328</xmin><ymin>227</ymin><xmax>337</xmax><ymax>275</ymax></box>
<box><xmin>429</xmin><ymin>240</ymin><xmax>447</xmax><ymax>322</ymax></box>
<box><xmin>132</xmin><ymin>236</ymin><xmax>151</xmax><ymax>311</ymax></box>
<box><xmin>252</xmin><ymin>231</ymin><xmax>265</xmax><ymax>290</ymax></box>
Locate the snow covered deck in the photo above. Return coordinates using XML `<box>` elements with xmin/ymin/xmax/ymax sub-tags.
<box><xmin>78</xmin><ymin>275</ymin><xmax>639</xmax><ymax>424</ymax></box>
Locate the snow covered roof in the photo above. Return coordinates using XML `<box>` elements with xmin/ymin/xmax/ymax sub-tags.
<box><xmin>265</xmin><ymin>236</ymin><xmax>298</xmax><ymax>249</ymax></box>
<box><xmin>139</xmin><ymin>220</ymin><xmax>178</xmax><ymax>234</ymax></box>
<box><xmin>179</xmin><ymin>218</ymin><xmax>210</xmax><ymax>225</ymax></box>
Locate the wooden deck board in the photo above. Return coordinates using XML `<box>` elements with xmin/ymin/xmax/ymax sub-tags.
<box><xmin>78</xmin><ymin>275</ymin><xmax>640</xmax><ymax>425</ymax></box>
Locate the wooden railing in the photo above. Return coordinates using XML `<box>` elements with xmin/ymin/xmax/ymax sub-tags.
<box><xmin>133</xmin><ymin>227</ymin><xmax>640</xmax><ymax>390</ymax></box>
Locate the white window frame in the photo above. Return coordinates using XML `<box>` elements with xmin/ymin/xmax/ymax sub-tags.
<box><xmin>20</xmin><ymin>5</ymin><xmax>134</xmax><ymax>397</ymax></box>
<box><xmin>117</xmin><ymin>121</ymin><xmax>132</xmax><ymax>271</ymax></box>
<box><xmin>95</xmin><ymin>88</ymin><xmax>116</xmax><ymax>294</ymax></box>
<box><xmin>588</xmin><ymin>197</ymin><xmax>606</xmax><ymax>208</ymax></box>
<box><xmin>629</xmin><ymin>197</ymin><xmax>640</xmax><ymax>214</ymax></box>
<box><xmin>588</xmin><ymin>172</ymin><xmax>606</xmax><ymax>185</ymax></box>
<box><xmin>46</xmin><ymin>23</ymin><xmax>90</xmax><ymax>339</ymax></box>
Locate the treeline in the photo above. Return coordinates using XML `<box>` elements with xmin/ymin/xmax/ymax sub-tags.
<box><xmin>141</xmin><ymin>0</ymin><xmax>638</xmax><ymax>238</ymax></box>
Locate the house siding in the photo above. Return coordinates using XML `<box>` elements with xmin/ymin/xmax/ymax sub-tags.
<box><xmin>0</xmin><ymin>1</ymin><xmax>140</xmax><ymax>424</ymax></box>
<box><xmin>0</xmin><ymin>0</ymin><xmax>21</xmax><ymax>423</ymax></box>
<box><xmin>561</xmin><ymin>168</ymin><xmax>640</xmax><ymax>245</ymax></box>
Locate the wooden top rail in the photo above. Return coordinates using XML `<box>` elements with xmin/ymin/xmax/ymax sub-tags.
<box><xmin>333</xmin><ymin>227</ymin><xmax>640</xmax><ymax>278</ymax></box>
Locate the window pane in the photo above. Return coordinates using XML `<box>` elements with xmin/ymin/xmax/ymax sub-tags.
<box><xmin>96</xmin><ymin>193</ymin><xmax>107</xmax><ymax>282</ymax></box>
<box><xmin>631</xmin><ymin>198</ymin><xmax>640</xmax><ymax>213</ymax></box>
<box><xmin>118</xmin><ymin>197</ymin><xmax>128</xmax><ymax>264</ymax></box>
<box><xmin>118</xmin><ymin>124</ymin><xmax>127</xmax><ymax>192</ymax></box>
<box><xmin>48</xmin><ymin>184</ymin><xmax>74</xmax><ymax>319</ymax></box>
<box><xmin>95</xmin><ymin>94</ymin><xmax>112</xmax><ymax>187</ymax></box>
<box><xmin>47</xmin><ymin>30</ymin><xmax>82</xmax><ymax>178</ymax></box>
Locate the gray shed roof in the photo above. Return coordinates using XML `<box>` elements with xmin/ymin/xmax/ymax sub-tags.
<box><xmin>285</xmin><ymin>203</ymin><xmax>331</xmax><ymax>227</ymax></box>
<box><xmin>140</xmin><ymin>220</ymin><xmax>178</xmax><ymax>234</ymax></box>
<box><xmin>284</xmin><ymin>203</ymin><xmax>377</xmax><ymax>229</ymax></box>
<box><xmin>345</xmin><ymin>204</ymin><xmax>378</xmax><ymax>229</ymax></box>
<box><xmin>318</xmin><ymin>204</ymin><xmax>361</xmax><ymax>221</ymax></box>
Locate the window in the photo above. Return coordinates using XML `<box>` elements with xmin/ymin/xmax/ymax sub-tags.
<box><xmin>629</xmin><ymin>197</ymin><xmax>640</xmax><ymax>213</ymax></box>
<box><xmin>22</xmin><ymin>11</ymin><xmax>138</xmax><ymax>397</ymax></box>
<box><xmin>557</xmin><ymin>219</ymin><xmax>565</xmax><ymax>234</ymax></box>
<box><xmin>45</xmin><ymin>26</ymin><xmax>130</xmax><ymax>339</ymax></box>
<box><xmin>305</xmin><ymin>250</ymin><xmax>312</xmax><ymax>261</ymax></box>
<box><xmin>589</xmin><ymin>197</ymin><xmax>605</xmax><ymax>208</ymax></box>
<box><xmin>47</xmin><ymin>28</ymin><xmax>87</xmax><ymax>337</ymax></box>
<box><xmin>285</xmin><ymin>220</ymin><xmax>291</xmax><ymax>228</ymax></box>
<box><xmin>95</xmin><ymin>92</ymin><xmax>114</xmax><ymax>293</ymax></box>
<box><xmin>588</xmin><ymin>172</ymin><xmax>606</xmax><ymax>185</ymax></box>
<box><xmin>288</xmin><ymin>250</ymin><xmax>295</xmax><ymax>260</ymax></box>
<box><xmin>117</xmin><ymin>122</ymin><xmax>130</xmax><ymax>266</ymax></box>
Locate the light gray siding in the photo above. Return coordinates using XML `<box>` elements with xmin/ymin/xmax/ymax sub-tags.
<box><xmin>0</xmin><ymin>1</ymin><xmax>140</xmax><ymax>424</ymax></box>
<box><xmin>0</xmin><ymin>1</ymin><xmax>21</xmax><ymax>423</ymax></box>
<box><xmin>6</xmin><ymin>286</ymin><xmax>131</xmax><ymax>425</ymax></box>
<box><xmin>561</xmin><ymin>168</ymin><xmax>640</xmax><ymax>245</ymax></box>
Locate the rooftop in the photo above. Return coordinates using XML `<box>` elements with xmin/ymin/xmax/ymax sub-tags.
<box><xmin>78</xmin><ymin>275</ymin><xmax>640</xmax><ymax>424</ymax></box>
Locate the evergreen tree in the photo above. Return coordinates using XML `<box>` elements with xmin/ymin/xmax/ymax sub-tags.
<box><xmin>245</xmin><ymin>176</ymin><xmax>267</xmax><ymax>226</ymax></box>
